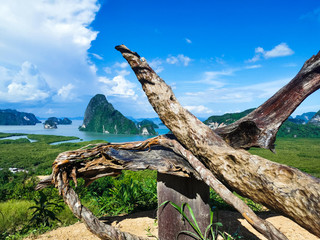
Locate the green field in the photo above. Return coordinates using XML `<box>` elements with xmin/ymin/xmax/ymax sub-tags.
<box><xmin>0</xmin><ymin>133</ymin><xmax>319</xmax><ymax>239</ymax></box>
<box><xmin>249</xmin><ymin>138</ymin><xmax>320</xmax><ymax>178</ymax></box>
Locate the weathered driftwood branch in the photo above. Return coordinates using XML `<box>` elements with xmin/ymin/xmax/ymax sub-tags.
<box><xmin>115</xmin><ymin>45</ymin><xmax>320</xmax><ymax>237</ymax></box>
<box><xmin>37</xmin><ymin>139</ymin><xmax>198</xmax><ymax>240</ymax></box>
<box><xmin>38</xmin><ymin>135</ymin><xmax>287</xmax><ymax>240</ymax></box>
<box><xmin>56</xmin><ymin>171</ymin><xmax>148</xmax><ymax>240</ymax></box>
<box><xmin>216</xmin><ymin>51</ymin><xmax>320</xmax><ymax>150</ymax></box>
<box><xmin>37</xmin><ymin>139</ymin><xmax>199</xmax><ymax>190</ymax></box>
<box><xmin>156</xmin><ymin>136</ymin><xmax>288</xmax><ymax>240</ymax></box>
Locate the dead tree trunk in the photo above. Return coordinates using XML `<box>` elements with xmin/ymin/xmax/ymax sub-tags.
<box><xmin>37</xmin><ymin>46</ymin><xmax>320</xmax><ymax>240</ymax></box>
<box><xmin>116</xmin><ymin>45</ymin><xmax>320</xmax><ymax>237</ymax></box>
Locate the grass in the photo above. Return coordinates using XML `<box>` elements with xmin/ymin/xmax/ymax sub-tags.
<box><xmin>0</xmin><ymin>133</ymin><xmax>320</xmax><ymax>238</ymax></box>
<box><xmin>0</xmin><ymin>133</ymin><xmax>25</xmax><ymax>138</ymax></box>
<box><xmin>0</xmin><ymin>199</ymin><xmax>77</xmax><ymax>240</ymax></box>
<box><xmin>0</xmin><ymin>132</ymin><xmax>105</xmax><ymax>175</ymax></box>
<box><xmin>249</xmin><ymin>138</ymin><xmax>320</xmax><ymax>178</ymax></box>
<box><xmin>0</xmin><ymin>200</ymin><xmax>33</xmax><ymax>234</ymax></box>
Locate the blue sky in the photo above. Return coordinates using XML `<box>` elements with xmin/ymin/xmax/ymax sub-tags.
<box><xmin>0</xmin><ymin>0</ymin><xmax>320</xmax><ymax>119</ymax></box>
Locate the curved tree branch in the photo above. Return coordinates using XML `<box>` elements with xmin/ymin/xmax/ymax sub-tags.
<box><xmin>38</xmin><ymin>136</ymin><xmax>288</xmax><ymax>240</ymax></box>
<box><xmin>215</xmin><ymin>51</ymin><xmax>320</xmax><ymax>150</ymax></box>
<box><xmin>115</xmin><ymin>44</ymin><xmax>320</xmax><ymax>237</ymax></box>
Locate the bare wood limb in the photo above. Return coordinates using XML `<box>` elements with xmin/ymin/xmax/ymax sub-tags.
<box><xmin>115</xmin><ymin>45</ymin><xmax>320</xmax><ymax>237</ymax></box>
<box><xmin>38</xmin><ymin>136</ymin><xmax>287</xmax><ymax>240</ymax></box>
<box><xmin>216</xmin><ymin>51</ymin><xmax>320</xmax><ymax>150</ymax></box>
<box><xmin>37</xmin><ymin>139</ymin><xmax>200</xmax><ymax>190</ymax></box>
<box><xmin>56</xmin><ymin>172</ymin><xmax>149</xmax><ymax>240</ymax></box>
<box><xmin>156</xmin><ymin>135</ymin><xmax>288</xmax><ymax>240</ymax></box>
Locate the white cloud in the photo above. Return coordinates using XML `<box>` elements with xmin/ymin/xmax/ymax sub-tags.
<box><xmin>247</xmin><ymin>43</ymin><xmax>294</xmax><ymax>62</ymax></box>
<box><xmin>182</xmin><ymin>78</ymin><xmax>290</xmax><ymax>105</ymax></box>
<box><xmin>244</xmin><ymin>64</ymin><xmax>262</xmax><ymax>69</ymax></box>
<box><xmin>114</xmin><ymin>62</ymin><xmax>129</xmax><ymax>68</ymax></box>
<box><xmin>90</xmin><ymin>53</ymin><xmax>103</xmax><ymax>60</ymax></box>
<box><xmin>0</xmin><ymin>0</ymin><xmax>100</xmax><ymax>103</ymax></box>
<box><xmin>115</xmin><ymin>69</ymin><xmax>131</xmax><ymax>77</ymax></box>
<box><xmin>166</xmin><ymin>54</ymin><xmax>192</xmax><ymax>66</ymax></box>
<box><xmin>56</xmin><ymin>83</ymin><xmax>76</xmax><ymax>101</ymax></box>
<box><xmin>264</xmin><ymin>43</ymin><xmax>294</xmax><ymax>58</ymax></box>
<box><xmin>184</xmin><ymin>105</ymin><xmax>213</xmax><ymax>114</ymax></box>
<box><xmin>149</xmin><ymin>58</ymin><xmax>164</xmax><ymax>73</ymax></box>
<box><xmin>0</xmin><ymin>61</ymin><xmax>51</xmax><ymax>102</ymax></box>
<box><xmin>189</xmin><ymin>70</ymin><xmax>234</xmax><ymax>87</ymax></box>
<box><xmin>185</xmin><ymin>38</ymin><xmax>192</xmax><ymax>44</ymax></box>
<box><xmin>103</xmin><ymin>67</ymin><xmax>112</xmax><ymax>74</ymax></box>
<box><xmin>98</xmin><ymin>75</ymin><xmax>138</xmax><ymax>100</ymax></box>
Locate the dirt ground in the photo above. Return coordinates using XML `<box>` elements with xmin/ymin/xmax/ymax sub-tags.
<box><xmin>25</xmin><ymin>210</ymin><xmax>319</xmax><ymax>240</ymax></box>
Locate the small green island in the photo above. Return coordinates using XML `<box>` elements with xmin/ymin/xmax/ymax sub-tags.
<box><xmin>79</xmin><ymin>94</ymin><xmax>157</xmax><ymax>135</ymax></box>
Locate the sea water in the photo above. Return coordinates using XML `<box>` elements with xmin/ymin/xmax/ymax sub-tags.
<box><xmin>0</xmin><ymin>120</ymin><xmax>169</xmax><ymax>143</ymax></box>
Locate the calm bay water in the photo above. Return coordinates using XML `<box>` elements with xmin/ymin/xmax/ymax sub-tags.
<box><xmin>0</xmin><ymin>120</ymin><xmax>169</xmax><ymax>143</ymax></box>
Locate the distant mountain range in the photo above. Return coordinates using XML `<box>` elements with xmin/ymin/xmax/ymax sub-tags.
<box><xmin>204</xmin><ymin>109</ymin><xmax>320</xmax><ymax>138</ymax></box>
<box><xmin>0</xmin><ymin>109</ymin><xmax>41</xmax><ymax>125</ymax></box>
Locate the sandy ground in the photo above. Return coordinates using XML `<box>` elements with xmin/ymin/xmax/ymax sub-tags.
<box><xmin>25</xmin><ymin>210</ymin><xmax>319</xmax><ymax>240</ymax></box>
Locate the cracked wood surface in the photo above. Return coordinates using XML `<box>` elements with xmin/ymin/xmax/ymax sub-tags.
<box><xmin>116</xmin><ymin>45</ymin><xmax>320</xmax><ymax>237</ymax></box>
<box><xmin>37</xmin><ymin>46</ymin><xmax>320</xmax><ymax>240</ymax></box>
<box><xmin>38</xmin><ymin>135</ymin><xmax>288</xmax><ymax>240</ymax></box>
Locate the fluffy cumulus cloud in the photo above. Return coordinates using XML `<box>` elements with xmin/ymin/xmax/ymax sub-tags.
<box><xmin>98</xmin><ymin>67</ymin><xmax>138</xmax><ymax>100</ymax></box>
<box><xmin>0</xmin><ymin>0</ymin><xmax>100</xmax><ymax>104</ymax></box>
<box><xmin>247</xmin><ymin>43</ymin><xmax>294</xmax><ymax>62</ymax></box>
<box><xmin>0</xmin><ymin>61</ymin><xmax>51</xmax><ymax>102</ymax></box>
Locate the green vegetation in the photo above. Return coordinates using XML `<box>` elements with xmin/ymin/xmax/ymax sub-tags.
<box><xmin>83</xmin><ymin>170</ymin><xmax>157</xmax><ymax>217</ymax></box>
<box><xmin>1</xmin><ymin>132</ymin><xmax>320</xmax><ymax>239</ymax></box>
<box><xmin>249</xmin><ymin>138</ymin><xmax>320</xmax><ymax>178</ymax></box>
<box><xmin>27</xmin><ymin>191</ymin><xmax>64</xmax><ymax>228</ymax></box>
<box><xmin>277</xmin><ymin>121</ymin><xmax>320</xmax><ymax>138</ymax></box>
<box><xmin>0</xmin><ymin>133</ymin><xmax>25</xmax><ymax>138</ymax></box>
<box><xmin>204</xmin><ymin>108</ymin><xmax>320</xmax><ymax>138</ymax></box>
<box><xmin>0</xmin><ymin>133</ymin><xmax>157</xmax><ymax>239</ymax></box>
<box><xmin>138</xmin><ymin>119</ymin><xmax>158</xmax><ymax>135</ymax></box>
<box><xmin>162</xmin><ymin>201</ymin><xmax>242</xmax><ymax>240</ymax></box>
<box><xmin>204</xmin><ymin>109</ymin><xmax>255</xmax><ymax>125</ymax></box>
<box><xmin>0</xmin><ymin>109</ymin><xmax>41</xmax><ymax>125</ymax></box>
<box><xmin>0</xmin><ymin>133</ymin><xmax>87</xmax><ymax>174</ymax></box>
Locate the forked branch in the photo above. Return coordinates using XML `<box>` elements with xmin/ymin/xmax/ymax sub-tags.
<box><xmin>38</xmin><ymin>135</ymin><xmax>288</xmax><ymax>240</ymax></box>
<box><xmin>216</xmin><ymin>51</ymin><xmax>320</xmax><ymax>150</ymax></box>
<box><xmin>116</xmin><ymin>45</ymin><xmax>320</xmax><ymax>237</ymax></box>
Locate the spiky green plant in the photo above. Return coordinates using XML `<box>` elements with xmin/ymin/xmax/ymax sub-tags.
<box><xmin>27</xmin><ymin>191</ymin><xmax>64</xmax><ymax>228</ymax></box>
<box><xmin>160</xmin><ymin>201</ymin><xmax>242</xmax><ymax>240</ymax></box>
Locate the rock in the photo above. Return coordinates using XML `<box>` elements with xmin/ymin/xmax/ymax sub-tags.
<box><xmin>295</xmin><ymin>112</ymin><xmax>317</xmax><ymax>124</ymax></box>
<box><xmin>308</xmin><ymin>110</ymin><xmax>320</xmax><ymax>127</ymax></box>
<box><xmin>46</xmin><ymin>117</ymin><xmax>72</xmax><ymax>125</ymax></box>
<box><xmin>44</xmin><ymin>119</ymin><xmax>57</xmax><ymax>129</ymax></box>
<box><xmin>0</xmin><ymin>109</ymin><xmax>41</xmax><ymax>125</ymax></box>
<box><xmin>79</xmin><ymin>94</ymin><xmax>139</xmax><ymax>134</ymax></box>
<box><xmin>137</xmin><ymin>119</ymin><xmax>157</xmax><ymax>135</ymax></box>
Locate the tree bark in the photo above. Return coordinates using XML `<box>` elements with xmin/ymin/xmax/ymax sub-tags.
<box><xmin>38</xmin><ymin>135</ymin><xmax>288</xmax><ymax>240</ymax></box>
<box><xmin>115</xmin><ymin>45</ymin><xmax>320</xmax><ymax>237</ymax></box>
<box><xmin>215</xmin><ymin>51</ymin><xmax>320</xmax><ymax>151</ymax></box>
<box><xmin>56</xmin><ymin>172</ymin><xmax>149</xmax><ymax>240</ymax></box>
